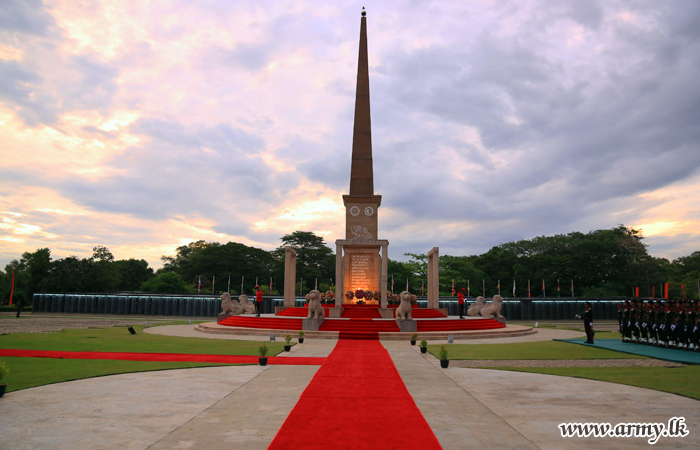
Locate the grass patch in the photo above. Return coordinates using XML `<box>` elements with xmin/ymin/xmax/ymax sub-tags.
<box><xmin>491</xmin><ymin>366</ymin><xmax>700</xmax><ymax>401</ymax></box>
<box><xmin>0</xmin><ymin>325</ymin><xmax>286</xmax><ymax>355</ymax></box>
<box><xmin>0</xmin><ymin>356</ymin><xmax>233</xmax><ymax>393</ymax></box>
<box><xmin>0</xmin><ymin>325</ymin><xmax>286</xmax><ymax>391</ymax></box>
<box><xmin>427</xmin><ymin>340</ymin><xmax>645</xmax><ymax>360</ymax></box>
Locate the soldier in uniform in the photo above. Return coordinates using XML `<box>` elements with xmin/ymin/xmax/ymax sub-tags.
<box><xmin>691</xmin><ymin>301</ymin><xmax>699</xmax><ymax>352</ymax></box>
<box><xmin>581</xmin><ymin>302</ymin><xmax>594</xmax><ymax>344</ymax></box>
<box><xmin>631</xmin><ymin>300</ymin><xmax>641</xmax><ymax>344</ymax></box>
<box><xmin>617</xmin><ymin>303</ymin><xmax>623</xmax><ymax>334</ymax></box>
<box><xmin>648</xmin><ymin>300</ymin><xmax>658</xmax><ymax>346</ymax></box>
<box><xmin>657</xmin><ymin>301</ymin><xmax>667</xmax><ymax>347</ymax></box>
<box><xmin>640</xmin><ymin>300</ymin><xmax>649</xmax><ymax>345</ymax></box>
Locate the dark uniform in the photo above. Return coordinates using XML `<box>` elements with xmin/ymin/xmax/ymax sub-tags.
<box><xmin>582</xmin><ymin>303</ymin><xmax>594</xmax><ymax>344</ymax></box>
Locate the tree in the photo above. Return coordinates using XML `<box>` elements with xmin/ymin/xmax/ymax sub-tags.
<box><xmin>113</xmin><ymin>259</ymin><xmax>154</xmax><ymax>291</ymax></box>
<box><xmin>140</xmin><ymin>272</ymin><xmax>188</xmax><ymax>293</ymax></box>
<box><xmin>272</xmin><ymin>231</ymin><xmax>335</xmax><ymax>294</ymax></box>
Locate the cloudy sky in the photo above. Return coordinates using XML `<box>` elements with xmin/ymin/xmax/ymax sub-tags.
<box><xmin>1</xmin><ymin>0</ymin><xmax>699</xmax><ymax>269</ymax></box>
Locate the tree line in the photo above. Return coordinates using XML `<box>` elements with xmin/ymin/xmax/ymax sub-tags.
<box><xmin>1</xmin><ymin>226</ymin><xmax>699</xmax><ymax>303</ymax></box>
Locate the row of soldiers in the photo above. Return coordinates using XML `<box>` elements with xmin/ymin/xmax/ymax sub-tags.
<box><xmin>618</xmin><ymin>299</ymin><xmax>699</xmax><ymax>351</ymax></box>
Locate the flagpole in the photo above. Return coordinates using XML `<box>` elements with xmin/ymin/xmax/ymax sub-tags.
<box><xmin>498</xmin><ymin>279</ymin><xmax>500</xmax><ymax>295</ymax></box>
<box><xmin>467</xmin><ymin>279</ymin><xmax>470</xmax><ymax>297</ymax></box>
<box><xmin>241</xmin><ymin>276</ymin><xmax>244</xmax><ymax>296</ymax></box>
<box><xmin>542</xmin><ymin>279</ymin><xmax>545</xmax><ymax>297</ymax></box>
<box><xmin>227</xmin><ymin>276</ymin><xmax>231</xmax><ymax>293</ymax></box>
<box><xmin>482</xmin><ymin>279</ymin><xmax>485</xmax><ymax>297</ymax></box>
<box><xmin>512</xmin><ymin>279</ymin><xmax>515</xmax><ymax>297</ymax></box>
<box><xmin>571</xmin><ymin>279</ymin><xmax>574</xmax><ymax>298</ymax></box>
<box><xmin>212</xmin><ymin>275</ymin><xmax>215</xmax><ymax>294</ymax></box>
<box><xmin>528</xmin><ymin>279</ymin><xmax>530</xmax><ymax>298</ymax></box>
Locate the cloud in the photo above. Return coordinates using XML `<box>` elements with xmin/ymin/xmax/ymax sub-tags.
<box><xmin>0</xmin><ymin>0</ymin><xmax>56</xmax><ymax>37</ymax></box>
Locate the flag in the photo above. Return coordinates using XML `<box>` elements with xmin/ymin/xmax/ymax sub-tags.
<box><xmin>557</xmin><ymin>279</ymin><xmax>560</xmax><ymax>297</ymax></box>
<box><xmin>571</xmin><ymin>279</ymin><xmax>574</xmax><ymax>298</ymax></box>
<box><xmin>198</xmin><ymin>275</ymin><xmax>201</xmax><ymax>293</ymax></box>
<box><xmin>542</xmin><ymin>279</ymin><xmax>545</xmax><ymax>297</ymax></box>
<box><xmin>315</xmin><ymin>278</ymin><xmax>318</xmax><ymax>290</ymax></box>
<box><xmin>227</xmin><ymin>276</ymin><xmax>231</xmax><ymax>293</ymax></box>
<box><xmin>451</xmin><ymin>279</ymin><xmax>455</xmax><ymax>296</ymax></box>
<box><xmin>482</xmin><ymin>279</ymin><xmax>485</xmax><ymax>297</ymax></box>
<box><xmin>497</xmin><ymin>279</ymin><xmax>500</xmax><ymax>295</ymax></box>
<box><xmin>652</xmin><ymin>286</ymin><xmax>655</xmax><ymax>298</ymax></box>
<box><xmin>527</xmin><ymin>279</ymin><xmax>530</xmax><ymax>298</ymax></box>
<box><xmin>9</xmin><ymin>268</ymin><xmax>14</xmax><ymax>306</ymax></box>
<box><xmin>392</xmin><ymin>275</ymin><xmax>394</xmax><ymax>295</ymax></box>
<box><xmin>212</xmin><ymin>275</ymin><xmax>215</xmax><ymax>294</ymax></box>
<box><xmin>512</xmin><ymin>279</ymin><xmax>515</xmax><ymax>297</ymax></box>
<box><xmin>406</xmin><ymin>279</ymin><xmax>409</xmax><ymax>291</ymax></box>
<box><xmin>421</xmin><ymin>279</ymin><xmax>424</xmax><ymax>296</ymax></box>
<box><xmin>270</xmin><ymin>277</ymin><xmax>273</xmax><ymax>295</ymax></box>
<box><xmin>467</xmin><ymin>279</ymin><xmax>470</xmax><ymax>297</ymax></box>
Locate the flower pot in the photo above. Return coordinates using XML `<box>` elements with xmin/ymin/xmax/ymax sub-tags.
<box><xmin>420</xmin><ymin>347</ymin><xmax>427</xmax><ymax>353</ymax></box>
<box><xmin>0</xmin><ymin>384</ymin><xmax>6</xmax><ymax>398</ymax></box>
<box><xmin>440</xmin><ymin>360</ymin><xmax>449</xmax><ymax>369</ymax></box>
<box><xmin>284</xmin><ymin>345</ymin><xmax>291</xmax><ymax>351</ymax></box>
<box><xmin>298</xmin><ymin>338</ymin><xmax>304</xmax><ymax>343</ymax></box>
<box><xmin>410</xmin><ymin>340</ymin><xmax>416</xmax><ymax>346</ymax></box>
<box><xmin>259</xmin><ymin>357</ymin><xmax>268</xmax><ymax>366</ymax></box>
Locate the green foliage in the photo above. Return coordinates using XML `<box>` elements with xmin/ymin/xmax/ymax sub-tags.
<box><xmin>272</xmin><ymin>231</ymin><xmax>335</xmax><ymax>294</ymax></box>
<box><xmin>298</xmin><ymin>330</ymin><xmax>305</xmax><ymax>338</ymax></box>
<box><xmin>420</xmin><ymin>339</ymin><xmax>428</xmax><ymax>348</ymax></box>
<box><xmin>258</xmin><ymin>344</ymin><xmax>268</xmax><ymax>357</ymax></box>
<box><xmin>429</xmin><ymin>341</ymin><xmax>646</xmax><ymax>360</ymax></box>
<box><xmin>411</xmin><ymin>333</ymin><xmax>418</xmax><ymax>340</ymax></box>
<box><xmin>140</xmin><ymin>272</ymin><xmax>188</xmax><ymax>293</ymax></box>
<box><xmin>285</xmin><ymin>334</ymin><xmax>292</xmax><ymax>344</ymax></box>
<box><xmin>438</xmin><ymin>345</ymin><xmax>448</xmax><ymax>361</ymax></box>
<box><xmin>0</xmin><ymin>361</ymin><xmax>8</xmax><ymax>382</ymax></box>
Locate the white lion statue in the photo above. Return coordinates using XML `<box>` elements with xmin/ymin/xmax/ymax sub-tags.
<box><xmin>237</xmin><ymin>294</ymin><xmax>256</xmax><ymax>314</ymax></box>
<box><xmin>395</xmin><ymin>291</ymin><xmax>413</xmax><ymax>321</ymax></box>
<box><xmin>220</xmin><ymin>292</ymin><xmax>242</xmax><ymax>315</ymax></box>
<box><xmin>480</xmin><ymin>295</ymin><xmax>505</xmax><ymax>319</ymax></box>
<box><xmin>467</xmin><ymin>296</ymin><xmax>485</xmax><ymax>316</ymax></box>
<box><xmin>306</xmin><ymin>290</ymin><xmax>325</xmax><ymax>319</ymax></box>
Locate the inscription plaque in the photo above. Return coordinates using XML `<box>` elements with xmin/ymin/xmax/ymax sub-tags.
<box><xmin>343</xmin><ymin>248</ymin><xmax>379</xmax><ymax>302</ymax></box>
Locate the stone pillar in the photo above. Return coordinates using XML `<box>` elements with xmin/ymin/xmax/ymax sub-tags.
<box><xmin>427</xmin><ymin>247</ymin><xmax>439</xmax><ymax>310</ymax></box>
<box><xmin>335</xmin><ymin>241</ymin><xmax>343</xmax><ymax>307</ymax></box>
<box><xmin>380</xmin><ymin>243</ymin><xmax>388</xmax><ymax>308</ymax></box>
<box><xmin>284</xmin><ymin>246</ymin><xmax>297</xmax><ymax>307</ymax></box>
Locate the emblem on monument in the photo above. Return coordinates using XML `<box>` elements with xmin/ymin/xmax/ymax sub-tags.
<box><xmin>350</xmin><ymin>206</ymin><xmax>360</xmax><ymax>216</ymax></box>
<box><xmin>364</xmin><ymin>207</ymin><xmax>374</xmax><ymax>216</ymax></box>
<box><xmin>351</xmin><ymin>225</ymin><xmax>372</xmax><ymax>240</ymax></box>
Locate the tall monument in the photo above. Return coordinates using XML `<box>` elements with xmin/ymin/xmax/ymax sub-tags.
<box><xmin>335</xmin><ymin>8</ymin><xmax>389</xmax><ymax>314</ymax></box>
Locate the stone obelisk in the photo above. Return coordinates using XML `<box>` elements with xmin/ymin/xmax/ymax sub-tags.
<box><xmin>334</xmin><ymin>8</ymin><xmax>389</xmax><ymax>316</ymax></box>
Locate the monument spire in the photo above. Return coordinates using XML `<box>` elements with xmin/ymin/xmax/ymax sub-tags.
<box><xmin>349</xmin><ymin>6</ymin><xmax>374</xmax><ymax>196</ymax></box>
<box><xmin>343</xmin><ymin>7</ymin><xmax>381</xmax><ymax>241</ymax></box>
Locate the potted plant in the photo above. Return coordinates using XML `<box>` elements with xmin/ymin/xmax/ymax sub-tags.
<box><xmin>439</xmin><ymin>345</ymin><xmax>449</xmax><ymax>368</ymax></box>
<box><xmin>258</xmin><ymin>344</ymin><xmax>269</xmax><ymax>366</ymax></box>
<box><xmin>284</xmin><ymin>335</ymin><xmax>292</xmax><ymax>351</ymax></box>
<box><xmin>419</xmin><ymin>339</ymin><xmax>428</xmax><ymax>353</ymax></box>
<box><xmin>298</xmin><ymin>330</ymin><xmax>305</xmax><ymax>344</ymax></box>
<box><xmin>410</xmin><ymin>333</ymin><xmax>418</xmax><ymax>346</ymax></box>
<box><xmin>0</xmin><ymin>361</ymin><xmax>7</xmax><ymax>398</ymax></box>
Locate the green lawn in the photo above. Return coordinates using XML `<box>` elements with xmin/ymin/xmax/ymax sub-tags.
<box><xmin>427</xmin><ymin>340</ymin><xmax>645</xmax><ymax>360</ymax></box>
<box><xmin>494</xmin><ymin>366</ymin><xmax>700</xmax><ymax>401</ymax></box>
<box><xmin>0</xmin><ymin>325</ymin><xmax>287</xmax><ymax>392</ymax></box>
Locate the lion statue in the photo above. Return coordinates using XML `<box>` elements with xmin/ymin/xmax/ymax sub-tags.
<box><xmin>395</xmin><ymin>291</ymin><xmax>413</xmax><ymax>321</ymax></box>
<box><xmin>467</xmin><ymin>296</ymin><xmax>485</xmax><ymax>316</ymax></box>
<box><xmin>480</xmin><ymin>295</ymin><xmax>505</xmax><ymax>319</ymax></box>
<box><xmin>220</xmin><ymin>292</ymin><xmax>242</xmax><ymax>315</ymax></box>
<box><xmin>306</xmin><ymin>290</ymin><xmax>325</xmax><ymax>319</ymax></box>
<box><xmin>237</xmin><ymin>294</ymin><xmax>256</xmax><ymax>314</ymax></box>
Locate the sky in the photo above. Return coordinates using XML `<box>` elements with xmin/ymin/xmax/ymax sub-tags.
<box><xmin>1</xmin><ymin>0</ymin><xmax>699</xmax><ymax>270</ymax></box>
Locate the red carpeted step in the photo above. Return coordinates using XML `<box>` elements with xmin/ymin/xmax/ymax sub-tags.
<box><xmin>219</xmin><ymin>316</ymin><xmax>303</xmax><ymax>330</ymax></box>
<box><xmin>338</xmin><ymin>331</ymin><xmax>379</xmax><ymax>340</ymax></box>
<box><xmin>319</xmin><ymin>319</ymin><xmax>399</xmax><ymax>332</ymax></box>
<box><xmin>417</xmin><ymin>319</ymin><xmax>504</xmax><ymax>331</ymax></box>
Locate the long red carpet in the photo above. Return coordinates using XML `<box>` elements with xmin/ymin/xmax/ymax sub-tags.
<box><xmin>267</xmin><ymin>337</ymin><xmax>443</xmax><ymax>450</ymax></box>
<box><xmin>0</xmin><ymin>349</ymin><xmax>324</xmax><ymax>365</ymax></box>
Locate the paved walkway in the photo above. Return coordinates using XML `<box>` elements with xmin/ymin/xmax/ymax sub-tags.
<box><xmin>1</xmin><ymin>324</ymin><xmax>699</xmax><ymax>449</ymax></box>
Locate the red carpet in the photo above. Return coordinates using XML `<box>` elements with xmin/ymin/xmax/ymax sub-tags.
<box><xmin>268</xmin><ymin>338</ymin><xmax>443</xmax><ymax>450</ymax></box>
<box><xmin>0</xmin><ymin>349</ymin><xmax>324</xmax><ymax>365</ymax></box>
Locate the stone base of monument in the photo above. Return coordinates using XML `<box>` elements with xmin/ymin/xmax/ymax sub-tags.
<box><xmin>274</xmin><ymin>306</ymin><xmax>290</xmax><ymax>314</ymax></box>
<box><xmin>492</xmin><ymin>317</ymin><xmax>507</xmax><ymax>326</ymax></box>
<box><xmin>302</xmin><ymin>317</ymin><xmax>325</xmax><ymax>331</ymax></box>
<box><xmin>379</xmin><ymin>308</ymin><xmax>395</xmax><ymax>319</ymax></box>
<box><xmin>328</xmin><ymin>307</ymin><xmax>344</xmax><ymax>318</ymax></box>
<box><xmin>396</xmin><ymin>319</ymin><xmax>417</xmax><ymax>333</ymax></box>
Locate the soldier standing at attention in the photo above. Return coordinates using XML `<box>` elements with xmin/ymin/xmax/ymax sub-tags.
<box><xmin>457</xmin><ymin>288</ymin><xmax>465</xmax><ymax>319</ymax></box>
<box><xmin>582</xmin><ymin>302</ymin><xmax>594</xmax><ymax>344</ymax></box>
<box><xmin>255</xmin><ymin>285</ymin><xmax>263</xmax><ymax>317</ymax></box>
